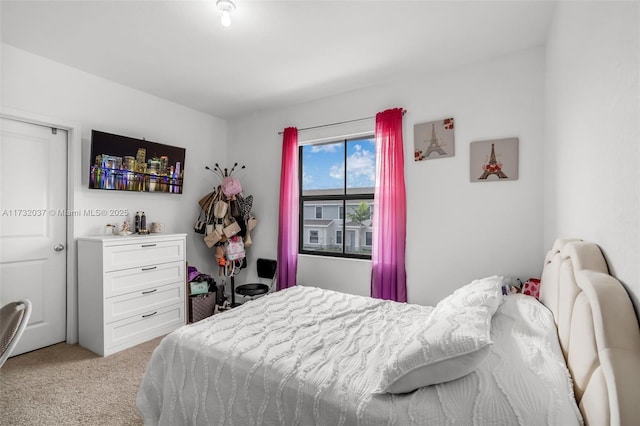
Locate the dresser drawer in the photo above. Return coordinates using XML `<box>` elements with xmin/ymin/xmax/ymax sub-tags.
<box><xmin>105</xmin><ymin>302</ymin><xmax>185</xmax><ymax>353</ymax></box>
<box><xmin>104</xmin><ymin>261</ymin><xmax>184</xmax><ymax>298</ymax></box>
<box><xmin>105</xmin><ymin>282</ymin><xmax>185</xmax><ymax>324</ymax></box>
<box><xmin>103</xmin><ymin>239</ymin><xmax>184</xmax><ymax>271</ymax></box>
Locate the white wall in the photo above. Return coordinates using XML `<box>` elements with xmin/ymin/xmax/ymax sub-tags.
<box><xmin>229</xmin><ymin>47</ymin><xmax>546</xmax><ymax>306</ymax></box>
<box><xmin>1</xmin><ymin>45</ymin><xmax>227</xmax><ymax>328</ymax></box>
<box><xmin>544</xmin><ymin>2</ymin><xmax>640</xmax><ymax>309</ymax></box>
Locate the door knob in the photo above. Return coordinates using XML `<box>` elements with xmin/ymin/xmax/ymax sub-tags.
<box><xmin>54</xmin><ymin>244</ymin><xmax>65</xmax><ymax>251</ymax></box>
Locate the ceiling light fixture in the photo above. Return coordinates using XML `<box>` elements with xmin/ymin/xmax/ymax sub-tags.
<box><xmin>216</xmin><ymin>0</ymin><xmax>236</xmax><ymax>28</ymax></box>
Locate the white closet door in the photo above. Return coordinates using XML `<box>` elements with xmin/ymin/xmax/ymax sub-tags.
<box><xmin>0</xmin><ymin>117</ymin><xmax>67</xmax><ymax>355</ymax></box>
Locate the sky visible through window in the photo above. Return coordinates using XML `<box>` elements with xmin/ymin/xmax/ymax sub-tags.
<box><xmin>302</xmin><ymin>138</ymin><xmax>375</xmax><ymax>191</ymax></box>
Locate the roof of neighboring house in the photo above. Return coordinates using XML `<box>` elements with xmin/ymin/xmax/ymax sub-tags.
<box><xmin>302</xmin><ymin>219</ymin><xmax>373</xmax><ymax>228</ymax></box>
<box><xmin>303</xmin><ymin>219</ymin><xmax>334</xmax><ymax>226</ymax></box>
<box><xmin>345</xmin><ymin>221</ymin><xmax>363</xmax><ymax>227</ymax></box>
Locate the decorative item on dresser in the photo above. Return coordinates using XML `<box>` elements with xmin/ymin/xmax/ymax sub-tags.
<box><xmin>77</xmin><ymin>233</ymin><xmax>187</xmax><ymax>356</ymax></box>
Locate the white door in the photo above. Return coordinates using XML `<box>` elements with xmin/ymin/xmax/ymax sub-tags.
<box><xmin>347</xmin><ymin>230</ymin><xmax>356</xmax><ymax>251</ymax></box>
<box><xmin>0</xmin><ymin>117</ymin><xmax>67</xmax><ymax>355</ymax></box>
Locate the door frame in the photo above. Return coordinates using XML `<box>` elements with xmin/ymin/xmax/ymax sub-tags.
<box><xmin>1</xmin><ymin>106</ymin><xmax>81</xmax><ymax>344</ymax></box>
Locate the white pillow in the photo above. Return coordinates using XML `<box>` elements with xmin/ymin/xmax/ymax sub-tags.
<box><xmin>443</xmin><ymin>275</ymin><xmax>506</xmax><ymax>308</ymax></box>
<box><xmin>374</xmin><ymin>276</ymin><xmax>505</xmax><ymax>394</ymax></box>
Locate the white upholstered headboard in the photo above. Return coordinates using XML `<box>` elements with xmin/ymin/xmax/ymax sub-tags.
<box><xmin>539</xmin><ymin>239</ymin><xmax>640</xmax><ymax>426</ymax></box>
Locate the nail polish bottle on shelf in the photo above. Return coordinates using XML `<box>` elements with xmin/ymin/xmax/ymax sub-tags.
<box><xmin>140</xmin><ymin>211</ymin><xmax>147</xmax><ymax>233</ymax></box>
<box><xmin>134</xmin><ymin>211</ymin><xmax>141</xmax><ymax>234</ymax></box>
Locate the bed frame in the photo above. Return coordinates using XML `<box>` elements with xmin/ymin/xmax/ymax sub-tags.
<box><xmin>539</xmin><ymin>239</ymin><xmax>640</xmax><ymax>425</ymax></box>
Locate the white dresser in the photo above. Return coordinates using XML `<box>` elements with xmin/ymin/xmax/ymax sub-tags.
<box><xmin>77</xmin><ymin>233</ymin><xmax>187</xmax><ymax>356</ymax></box>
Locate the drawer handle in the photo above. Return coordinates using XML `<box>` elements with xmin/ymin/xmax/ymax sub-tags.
<box><xmin>142</xmin><ymin>311</ymin><xmax>158</xmax><ymax>318</ymax></box>
<box><xmin>141</xmin><ymin>266</ymin><xmax>157</xmax><ymax>271</ymax></box>
<box><xmin>142</xmin><ymin>289</ymin><xmax>158</xmax><ymax>295</ymax></box>
<box><xmin>141</xmin><ymin>244</ymin><xmax>157</xmax><ymax>247</ymax></box>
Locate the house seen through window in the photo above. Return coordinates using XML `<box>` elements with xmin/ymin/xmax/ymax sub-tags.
<box><xmin>299</xmin><ymin>136</ymin><xmax>375</xmax><ymax>259</ymax></box>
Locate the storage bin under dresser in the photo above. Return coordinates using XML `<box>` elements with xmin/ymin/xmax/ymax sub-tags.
<box><xmin>77</xmin><ymin>233</ymin><xmax>187</xmax><ymax>356</ymax></box>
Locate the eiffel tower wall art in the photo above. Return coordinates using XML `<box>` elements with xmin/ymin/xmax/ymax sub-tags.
<box><xmin>469</xmin><ymin>137</ymin><xmax>519</xmax><ymax>182</ymax></box>
<box><xmin>414</xmin><ymin>118</ymin><xmax>455</xmax><ymax>161</ymax></box>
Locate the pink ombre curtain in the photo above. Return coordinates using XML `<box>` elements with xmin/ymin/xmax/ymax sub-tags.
<box><xmin>276</xmin><ymin>127</ymin><xmax>299</xmax><ymax>290</ymax></box>
<box><xmin>371</xmin><ymin>108</ymin><xmax>407</xmax><ymax>302</ymax></box>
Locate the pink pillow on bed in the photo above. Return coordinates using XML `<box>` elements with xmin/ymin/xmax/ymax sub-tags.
<box><xmin>522</xmin><ymin>278</ymin><xmax>541</xmax><ymax>299</ymax></box>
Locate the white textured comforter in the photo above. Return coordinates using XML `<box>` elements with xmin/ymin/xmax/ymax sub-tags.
<box><xmin>137</xmin><ymin>285</ymin><xmax>582</xmax><ymax>426</ymax></box>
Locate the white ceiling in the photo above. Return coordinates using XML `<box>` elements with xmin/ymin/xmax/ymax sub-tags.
<box><xmin>1</xmin><ymin>1</ymin><xmax>556</xmax><ymax>119</ymax></box>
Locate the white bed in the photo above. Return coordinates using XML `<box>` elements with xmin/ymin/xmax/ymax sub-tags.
<box><xmin>137</xmin><ymin>239</ymin><xmax>640</xmax><ymax>425</ymax></box>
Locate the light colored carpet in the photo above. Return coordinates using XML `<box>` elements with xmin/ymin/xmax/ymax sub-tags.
<box><xmin>0</xmin><ymin>336</ymin><xmax>164</xmax><ymax>425</ymax></box>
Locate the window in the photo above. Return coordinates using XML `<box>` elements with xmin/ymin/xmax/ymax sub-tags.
<box><xmin>365</xmin><ymin>231</ymin><xmax>372</xmax><ymax>246</ymax></box>
<box><xmin>299</xmin><ymin>136</ymin><xmax>375</xmax><ymax>259</ymax></box>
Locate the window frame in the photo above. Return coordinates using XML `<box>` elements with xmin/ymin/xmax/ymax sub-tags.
<box><xmin>298</xmin><ymin>135</ymin><xmax>375</xmax><ymax>260</ymax></box>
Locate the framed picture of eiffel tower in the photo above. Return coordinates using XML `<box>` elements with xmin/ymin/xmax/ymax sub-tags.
<box><xmin>414</xmin><ymin>118</ymin><xmax>455</xmax><ymax>161</ymax></box>
<box><xmin>470</xmin><ymin>137</ymin><xmax>519</xmax><ymax>182</ymax></box>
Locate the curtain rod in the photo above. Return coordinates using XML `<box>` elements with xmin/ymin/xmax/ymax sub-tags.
<box><xmin>277</xmin><ymin>109</ymin><xmax>406</xmax><ymax>135</ymax></box>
